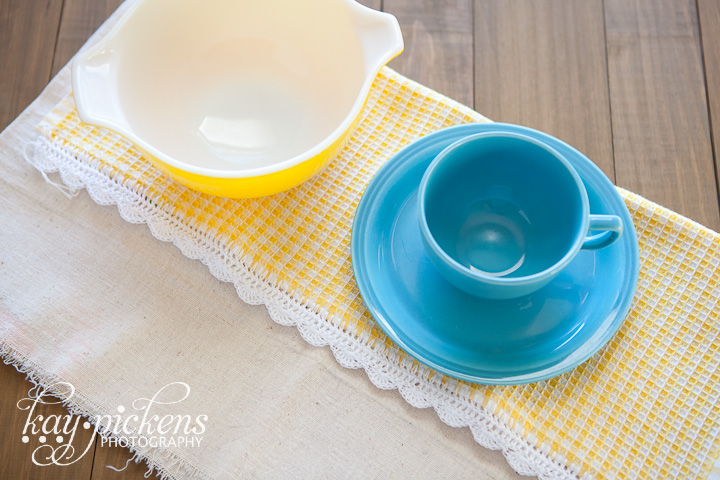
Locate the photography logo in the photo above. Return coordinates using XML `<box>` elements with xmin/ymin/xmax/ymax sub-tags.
<box><xmin>17</xmin><ymin>381</ymin><xmax>207</xmax><ymax>466</ymax></box>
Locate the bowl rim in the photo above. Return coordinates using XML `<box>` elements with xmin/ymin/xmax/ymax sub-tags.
<box><xmin>71</xmin><ymin>0</ymin><xmax>404</xmax><ymax>179</ymax></box>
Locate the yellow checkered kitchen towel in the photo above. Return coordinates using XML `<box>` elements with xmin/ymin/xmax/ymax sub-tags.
<box><xmin>34</xmin><ymin>68</ymin><xmax>720</xmax><ymax>480</ymax></box>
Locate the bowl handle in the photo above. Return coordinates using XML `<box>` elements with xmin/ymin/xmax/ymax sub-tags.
<box><xmin>71</xmin><ymin>48</ymin><xmax>128</xmax><ymax>130</ymax></box>
<box><xmin>351</xmin><ymin>5</ymin><xmax>404</xmax><ymax>70</ymax></box>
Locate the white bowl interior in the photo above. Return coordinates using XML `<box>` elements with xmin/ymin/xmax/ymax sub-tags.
<box><xmin>108</xmin><ymin>0</ymin><xmax>367</xmax><ymax>171</ymax></box>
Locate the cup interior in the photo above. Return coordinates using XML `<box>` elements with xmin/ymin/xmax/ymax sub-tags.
<box><xmin>421</xmin><ymin>133</ymin><xmax>587</xmax><ymax>279</ymax></box>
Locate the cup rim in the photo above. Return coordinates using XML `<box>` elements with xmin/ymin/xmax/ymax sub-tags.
<box><xmin>417</xmin><ymin>130</ymin><xmax>591</xmax><ymax>287</ymax></box>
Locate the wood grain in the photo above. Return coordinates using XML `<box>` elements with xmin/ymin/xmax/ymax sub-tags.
<box><xmin>357</xmin><ymin>0</ymin><xmax>381</xmax><ymax>10</ymax></box>
<box><xmin>605</xmin><ymin>0</ymin><xmax>720</xmax><ymax>229</ymax></box>
<box><xmin>0</xmin><ymin>365</ymin><xmax>97</xmax><ymax>479</ymax></box>
<box><xmin>384</xmin><ymin>0</ymin><xmax>474</xmax><ymax>107</ymax></box>
<box><xmin>1</xmin><ymin>0</ymin><xmax>720</xmax><ymax>478</ymax></box>
<box><xmin>697</xmin><ymin>0</ymin><xmax>720</xmax><ymax>211</ymax></box>
<box><xmin>473</xmin><ymin>0</ymin><xmax>615</xmax><ymax>179</ymax></box>
<box><xmin>0</xmin><ymin>1</ymin><xmax>81</xmax><ymax>477</ymax></box>
<box><xmin>51</xmin><ymin>0</ymin><xmax>125</xmax><ymax>76</ymax></box>
<box><xmin>0</xmin><ymin>0</ymin><xmax>63</xmax><ymax>130</ymax></box>
<box><xmin>91</xmin><ymin>443</ymin><xmax>149</xmax><ymax>480</ymax></box>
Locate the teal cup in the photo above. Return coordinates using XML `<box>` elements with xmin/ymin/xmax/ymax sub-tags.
<box><xmin>418</xmin><ymin>131</ymin><xmax>623</xmax><ymax>299</ymax></box>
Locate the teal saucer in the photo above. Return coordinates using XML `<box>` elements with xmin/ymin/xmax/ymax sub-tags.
<box><xmin>351</xmin><ymin>123</ymin><xmax>639</xmax><ymax>385</ymax></box>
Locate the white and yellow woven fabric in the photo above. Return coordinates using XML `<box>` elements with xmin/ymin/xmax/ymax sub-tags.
<box><xmin>31</xmin><ymin>67</ymin><xmax>720</xmax><ymax>479</ymax></box>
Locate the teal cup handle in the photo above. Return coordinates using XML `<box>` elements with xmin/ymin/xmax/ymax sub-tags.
<box><xmin>582</xmin><ymin>214</ymin><xmax>623</xmax><ymax>250</ymax></box>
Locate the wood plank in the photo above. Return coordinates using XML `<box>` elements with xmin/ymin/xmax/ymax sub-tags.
<box><xmin>605</xmin><ymin>0</ymin><xmax>720</xmax><ymax>229</ymax></box>
<box><xmin>0</xmin><ymin>1</ymin><xmax>90</xmax><ymax>478</ymax></box>
<box><xmin>91</xmin><ymin>443</ymin><xmax>149</xmax><ymax>480</ymax></box>
<box><xmin>0</xmin><ymin>364</ymin><xmax>97</xmax><ymax>479</ymax></box>
<box><xmin>357</xmin><ymin>0</ymin><xmax>381</xmax><ymax>10</ymax></box>
<box><xmin>384</xmin><ymin>0</ymin><xmax>474</xmax><ymax>107</ymax></box>
<box><xmin>0</xmin><ymin>0</ymin><xmax>63</xmax><ymax>130</ymax></box>
<box><xmin>697</xmin><ymin>0</ymin><xmax>720</xmax><ymax>215</ymax></box>
<box><xmin>51</xmin><ymin>0</ymin><xmax>125</xmax><ymax>76</ymax></box>
<box><xmin>474</xmin><ymin>0</ymin><xmax>615</xmax><ymax>179</ymax></box>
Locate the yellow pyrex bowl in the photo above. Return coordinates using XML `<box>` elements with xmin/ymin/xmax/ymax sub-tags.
<box><xmin>72</xmin><ymin>0</ymin><xmax>403</xmax><ymax>198</ymax></box>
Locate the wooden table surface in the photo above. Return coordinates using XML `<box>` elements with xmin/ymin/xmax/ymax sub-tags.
<box><xmin>1</xmin><ymin>0</ymin><xmax>718</xmax><ymax>478</ymax></box>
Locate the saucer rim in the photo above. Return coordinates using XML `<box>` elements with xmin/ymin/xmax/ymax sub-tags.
<box><xmin>351</xmin><ymin>123</ymin><xmax>640</xmax><ymax>385</ymax></box>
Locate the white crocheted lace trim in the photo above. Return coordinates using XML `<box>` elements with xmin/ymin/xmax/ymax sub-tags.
<box><xmin>20</xmin><ymin>133</ymin><xmax>583</xmax><ymax>480</ymax></box>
